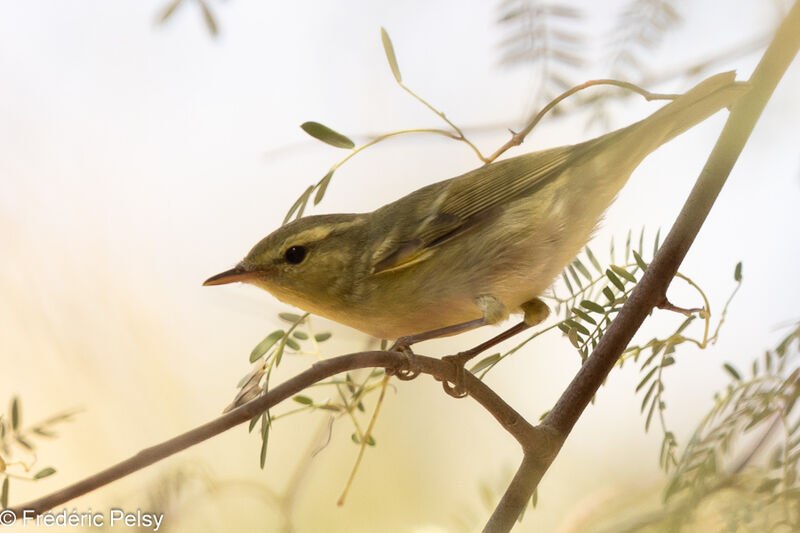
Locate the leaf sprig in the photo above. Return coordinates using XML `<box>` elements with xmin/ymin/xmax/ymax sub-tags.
<box><xmin>1</xmin><ymin>398</ymin><xmax>77</xmax><ymax>508</ymax></box>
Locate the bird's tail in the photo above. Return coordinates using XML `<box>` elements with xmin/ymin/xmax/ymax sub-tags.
<box><xmin>623</xmin><ymin>71</ymin><xmax>748</xmax><ymax>151</ymax></box>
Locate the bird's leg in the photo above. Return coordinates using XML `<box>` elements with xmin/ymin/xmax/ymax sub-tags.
<box><xmin>388</xmin><ymin>317</ymin><xmax>487</xmax><ymax>381</ymax></box>
<box><xmin>388</xmin><ymin>295</ymin><xmax>509</xmax><ymax>380</ymax></box>
<box><xmin>441</xmin><ymin>298</ymin><xmax>550</xmax><ymax>397</ymax></box>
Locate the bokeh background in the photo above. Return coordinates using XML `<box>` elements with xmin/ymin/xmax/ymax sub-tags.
<box><xmin>1</xmin><ymin>1</ymin><xmax>799</xmax><ymax>531</ymax></box>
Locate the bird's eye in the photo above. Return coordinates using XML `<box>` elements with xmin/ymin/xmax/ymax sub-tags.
<box><xmin>284</xmin><ymin>245</ymin><xmax>307</xmax><ymax>264</ymax></box>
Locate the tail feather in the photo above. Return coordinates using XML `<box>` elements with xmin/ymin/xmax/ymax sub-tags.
<box><xmin>628</xmin><ymin>71</ymin><xmax>748</xmax><ymax>149</ymax></box>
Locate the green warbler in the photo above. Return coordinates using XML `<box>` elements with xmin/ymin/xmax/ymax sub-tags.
<box><xmin>205</xmin><ymin>72</ymin><xmax>745</xmax><ymax>350</ymax></box>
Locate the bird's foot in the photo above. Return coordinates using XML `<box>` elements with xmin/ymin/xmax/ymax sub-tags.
<box><xmin>440</xmin><ymin>352</ymin><xmax>471</xmax><ymax>398</ymax></box>
<box><xmin>387</xmin><ymin>337</ymin><xmax>421</xmax><ymax>381</ymax></box>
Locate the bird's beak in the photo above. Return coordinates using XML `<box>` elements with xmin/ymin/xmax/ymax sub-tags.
<box><xmin>203</xmin><ymin>264</ymin><xmax>258</xmax><ymax>286</ymax></box>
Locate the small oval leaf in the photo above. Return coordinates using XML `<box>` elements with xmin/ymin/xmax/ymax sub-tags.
<box><xmin>250</xmin><ymin>330</ymin><xmax>285</xmax><ymax>363</ymax></box>
<box><xmin>723</xmin><ymin>363</ymin><xmax>742</xmax><ymax>381</ymax></box>
<box><xmin>293</xmin><ymin>395</ymin><xmax>313</xmax><ymax>405</ymax></box>
<box><xmin>1</xmin><ymin>477</ymin><xmax>8</xmax><ymax>508</ymax></box>
<box><xmin>314</xmin><ymin>332</ymin><xmax>332</xmax><ymax>342</ymax></box>
<box><xmin>314</xmin><ymin>170</ymin><xmax>335</xmax><ymax>205</ymax></box>
<box><xmin>33</xmin><ymin>467</ymin><xmax>56</xmax><ymax>480</ymax></box>
<box><xmin>11</xmin><ymin>396</ymin><xmax>20</xmax><ymax>431</ymax></box>
<box><xmin>380</xmin><ymin>27</ymin><xmax>402</xmax><ymax>82</ymax></box>
<box><xmin>300</xmin><ymin>121</ymin><xmax>355</xmax><ymax>149</ymax></box>
<box><xmin>285</xmin><ymin>338</ymin><xmax>301</xmax><ymax>351</ymax></box>
<box><xmin>580</xmin><ymin>300</ymin><xmax>605</xmax><ymax>314</ymax></box>
<box><xmin>283</xmin><ymin>185</ymin><xmax>314</xmax><ymax>224</ymax></box>
<box><xmin>278</xmin><ymin>312</ymin><xmax>303</xmax><ymax>323</ymax></box>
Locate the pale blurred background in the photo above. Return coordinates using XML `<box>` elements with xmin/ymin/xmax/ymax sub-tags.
<box><xmin>1</xmin><ymin>1</ymin><xmax>799</xmax><ymax>531</ymax></box>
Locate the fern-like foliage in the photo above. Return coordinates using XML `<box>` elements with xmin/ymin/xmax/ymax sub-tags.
<box><xmin>496</xmin><ymin>0</ymin><xmax>584</xmax><ymax>103</ymax></box>
<box><xmin>655</xmin><ymin>322</ymin><xmax>800</xmax><ymax>531</ymax></box>
<box><xmin>607</xmin><ymin>0</ymin><xmax>683</xmax><ymax>80</ymax></box>
<box><xmin>230</xmin><ymin>312</ymin><xmax>386</xmax><ymax>469</ymax></box>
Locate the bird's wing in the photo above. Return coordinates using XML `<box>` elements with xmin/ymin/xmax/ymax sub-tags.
<box><xmin>371</xmin><ymin>145</ymin><xmax>576</xmax><ymax>274</ymax></box>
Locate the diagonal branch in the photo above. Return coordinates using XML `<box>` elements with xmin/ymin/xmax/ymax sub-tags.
<box><xmin>484</xmin><ymin>2</ymin><xmax>800</xmax><ymax>531</ymax></box>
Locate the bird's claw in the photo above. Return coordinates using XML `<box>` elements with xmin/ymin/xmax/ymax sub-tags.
<box><xmin>440</xmin><ymin>353</ymin><xmax>469</xmax><ymax>398</ymax></box>
<box><xmin>387</xmin><ymin>339</ymin><xmax>421</xmax><ymax>381</ymax></box>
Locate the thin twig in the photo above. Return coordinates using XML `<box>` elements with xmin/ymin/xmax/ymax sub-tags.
<box><xmin>484</xmin><ymin>79</ymin><xmax>679</xmax><ymax>163</ymax></box>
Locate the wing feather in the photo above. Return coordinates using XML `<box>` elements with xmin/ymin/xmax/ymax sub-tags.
<box><xmin>371</xmin><ymin>145</ymin><xmax>576</xmax><ymax>274</ymax></box>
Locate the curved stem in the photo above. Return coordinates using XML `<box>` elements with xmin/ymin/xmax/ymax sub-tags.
<box><xmin>485</xmin><ymin>79</ymin><xmax>680</xmax><ymax>164</ymax></box>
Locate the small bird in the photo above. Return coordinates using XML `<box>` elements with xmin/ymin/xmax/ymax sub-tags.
<box><xmin>205</xmin><ymin>72</ymin><xmax>745</xmax><ymax>378</ymax></box>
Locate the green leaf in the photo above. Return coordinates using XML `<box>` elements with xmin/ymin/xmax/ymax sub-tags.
<box><xmin>283</xmin><ymin>185</ymin><xmax>314</xmax><ymax>224</ymax></box>
<box><xmin>470</xmin><ymin>353</ymin><xmax>501</xmax><ymax>374</ymax></box>
<box><xmin>610</xmin><ymin>264</ymin><xmax>637</xmax><ymax>283</ymax></box>
<box><xmin>250</xmin><ymin>330</ymin><xmax>284</xmax><ymax>363</ymax></box>
<box><xmin>285</xmin><ymin>338</ymin><xmax>301</xmax><ymax>351</ymax></box>
<box><xmin>293</xmin><ymin>395</ymin><xmax>313</xmax><ymax>405</ymax></box>
<box><xmin>632</xmin><ymin>250</ymin><xmax>648</xmax><ymax>271</ymax></box>
<box><xmin>300</xmin><ymin>121</ymin><xmax>355</xmax><ymax>149</ymax></box>
<box><xmin>1</xmin><ymin>476</ymin><xmax>8</xmax><ymax>508</ymax></box>
<box><xmin>366</xmin><ymin>435</ymin><xmax>376</xmax><ymax>446</ymax></box>
<box><xmin>33</xmin><ymin>467</ymin><xmax>56</xmax><ymax>480</ymax></box>
<box><xmin>636</xmin><ymin>367</ymin><xmax>658</xmax><ymax>392</ymax></box>
<box><xmin>580</xmin><ymin>300</ymin><xmax>605</xmax><ymax>314</ymax></box>
<box><xmin>675</xmin><ymin>316</ymin><xmax>695</xmax><ymax>336</ymax></box>
<box><xmin>605</xmin><ymin>269</ymin><xmax>625</xmax><ymax>291</ymax></box>
<box><xmin>314</xmin><ymin>170</ymin><xmax>335</xmax><ymax>206</ymax></box>
<box><xmin>624</xmin><ymin>229</ymin><xmax>632</xmax><ymax>261</ymax></box>
<box><xmin>723</xmin><ymin>363</ymin><xmax>742</xmax><ymax>381</ymax></box>
<box><xmin>567</xmin><ymin>264</ymin><xmax>583</xmax><ymax>289</ymax></box>
<box><xmin>584</xmin><ymin>246</ymin><xmax>602</xmax><ymax>273</ymax></box>
<box><xmin>653</xmin><ymin>228</ymin><xmax>661</xmax><ymax>256</ymax></box>
<box><xmin>380</xmin><ymin>27</ymin><xmax>402</xmax><ymax>82</ymax></box>
<box><xmin>561</xmin><ymin>271</ymin><xmax>574</xmax><ymax>296</ymax></box>
<box><xmin>314</xmin><ymin>332</ymin><xmax>332</xmax><ymax>342</ymax></box>
<box><xmin>567</xmin><ymin>328</ymin><xmax>580</xmax><ymax>348</ymax></box>
<box><xmin>609</xmin><ymin>235</ymin><xmax>615</xmax><ymax>263</ymax></box>
<box><xmin>734</xmin><ymin>261</ymin><xmax>743</xmax><ymax>282</ymax></box>
<box><xmin>292</xmin><ymin>331</ymin><xmax>309</xmax><ymax>340</ymax></box>
<box><xmin>571</xmin><ymin>307</ymin><xmax>596</xmax><ymax>325</ymax></box>
<box><xmin>259</xmin><ymin>413</ymin><xmax>270</xmax><ymax>469</ymax></box>
<box><xmin>248</xmin><ymin>414</ymin><xmax>260</xmax><ymax>433</ymax></box>
<box><xmin>572</xmin><ymin>258</ymin><xmax>591</xmax><ymax>280</ymax></box>
<box><xmin>645</xmin><ymin>392</ymin><xmax>658</xmax><ymax>431</ymax></box>
<box><xmin>602</xmin><ymin>287</ymin><xmax>615</xmax><ymax>302</ymax></box>
<box><xmin>531</xmin><ymin>487</ymin><xmax>538</xmax><ymax>508</ymax></box>
<box><xmin>641</xmin><ymin>380</ymin><xmax>658</xmax><ymax>412</ymax></box>
<box><xmin>279</xmin><ymin>312</ymin><xmax>303</xmax><ymax>323</ymax></box>
<box><xmin>345</xmin><ymin>373</ymin><xmax>356</xmax><ymax>394</ymax></box>
<box><xmin>11</xmin><ymin>397</ymin><xmax>19</xmax><ymax>431</ymax></box>
<box><xmin>564</xmin><ymin>319</ymin><xmax>590</xmax><ymax>336</ymax></box>
<box><xmin>638</xmin><ymin>226</ymin><xmax>645</xmax><ymax>255</ymax></box>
